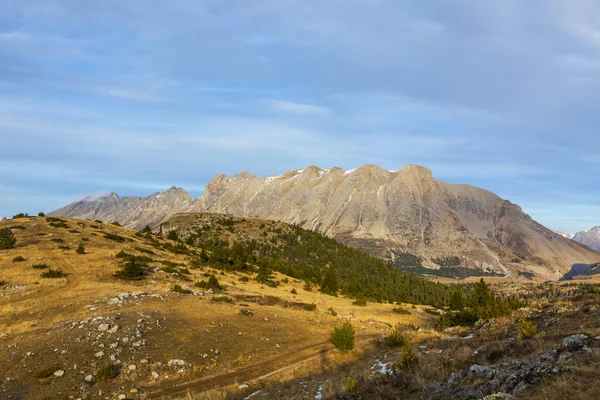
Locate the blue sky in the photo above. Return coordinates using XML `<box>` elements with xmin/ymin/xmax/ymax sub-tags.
<box><xmin>1</xmin><ymin>0</ymin><xmax>599</xmax><ymax>232</ymax></box>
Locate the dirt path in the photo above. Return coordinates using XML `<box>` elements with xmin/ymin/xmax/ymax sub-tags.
<box><xmin>146</xmin><ymin>334</ymin><xmax>379</xmax><ymax>399</ymax></box>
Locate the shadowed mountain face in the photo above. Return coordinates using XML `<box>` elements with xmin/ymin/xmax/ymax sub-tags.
<box><xmin>50</xmin><ymin>164</ymin><xmax>600</xmax><ymax>278</ymax></box>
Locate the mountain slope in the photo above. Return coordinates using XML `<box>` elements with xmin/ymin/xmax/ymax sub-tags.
<box><xmin>50</xmin><ymin>164</ymin><xmax>600</xmax><ymax>278</ymax></box>
<box><xmin>571</xmin><ymin>226</ymin><xmax>600</xmax><ymax>252</ymax></box>
<box><xmin>50</xmin><ymin>186</ymin><xmax>195</xmax><ymax>228</ymax></box>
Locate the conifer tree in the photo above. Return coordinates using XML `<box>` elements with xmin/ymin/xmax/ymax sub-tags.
<box><xmin>0</xmin><ymin>228</ymin><xmax>16</xmax><ymax>250</ymax></box>
<box><xmin>320</xmin><ymin>268</ymin><xmax>339</xmax><ymax>296</ymax></box>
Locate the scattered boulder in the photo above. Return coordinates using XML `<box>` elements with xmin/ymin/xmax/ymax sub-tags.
<box><xmin>97</xmin><ymin>324</ymin><xmax>110</xmax><ymax>332</ymax></box>
<box><xmin>53</xmin><ymin>370</ymin><xmax>64</xmax><ymax>377</ymax></box>
<box><xmin>484</xmin><ymin>394</ymin><xmax>515</xmax><ymax>400</ymax></box>
<box><xmin>561</xmin><ymin>334</ymin><xmax>587</xmax><ymax>351</ymax></box>
<box><xmin>85</xmin><ymin>375</ymin><xmax>95</xmax><ymax>383</ymax></box>
<box><xmin>168</xmin><ymin>359</ymin><xmax>185</xmax><ymax>367</ymax></box>
<box><xmin>469</xmin><ymin>364</ymin><xmax>491</xmax><ymax>374</ymax></box>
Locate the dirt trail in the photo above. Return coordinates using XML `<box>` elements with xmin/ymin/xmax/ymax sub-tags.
<box><xmin>147</xmin><ymin>334</ymin><xmax>378</xmax><ymax>399</ymax></box>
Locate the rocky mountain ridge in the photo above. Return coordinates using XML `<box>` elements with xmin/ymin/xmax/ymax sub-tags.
<box><xmin>50</xmin><ymin>164</ymin><xmax>600</xmax><ymax>278</ymax></box>
<box><xmin>571</xmin><ymin>226</ymin><xmax>600</xmax><ymax>252</ymax></box>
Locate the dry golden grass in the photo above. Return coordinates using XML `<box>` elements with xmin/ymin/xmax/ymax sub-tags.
<box><xmin>0</xmin><ymin>216</ymin><xmax>429</xmax><ymax>399</ymax></box>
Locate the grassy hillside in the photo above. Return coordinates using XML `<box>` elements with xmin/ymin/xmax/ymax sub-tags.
<box><xmin>162</xmin><ymin>213</ymin><xmax>462</xmax><ymax>306</ymax></box>
<box><xmin>0</xmin><ymin>215</ymin><xmax>429</xmax><ymax>399</ymax></box>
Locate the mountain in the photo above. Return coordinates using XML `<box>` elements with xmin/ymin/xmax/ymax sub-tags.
<box><xmin>571</xmin><ymin>226</ymin><xmax>600</xmax><ymax>252</ymax></box>
<box><xmin>50</xmin><ymin>186</ymin><xmax>195</xmax><ymax>229</ymax></box>
<box><xmin>555</xmin><ymin>231</ymin><xmax>575</xmax><ymax>240</ymax></box>
<box><xmin>50</xmin><ymin>164</ymin><xmax>600</xmax><ymax>278</ymax></box>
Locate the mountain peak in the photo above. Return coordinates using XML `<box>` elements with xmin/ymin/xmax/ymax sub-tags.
<box><xmin>400</xmin><ymin>164</ymin><xmax>433</xmax><ymax>176</ymax></box>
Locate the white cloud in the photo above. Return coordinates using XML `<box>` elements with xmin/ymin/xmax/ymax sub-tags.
<box><xmin>264</xmin><ymin>99</ymin><xmax>332</xmax><ymax>115</ymax></box>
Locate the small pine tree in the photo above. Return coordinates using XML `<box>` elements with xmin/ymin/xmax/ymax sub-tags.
<box><xmin>330</xmin><ymin>320</ymin><xmax>355</xmax><ymax>352</ymax></box>
<box><xmin>0</xmin><ymin>228</ymin><xmax>16</xmax><ymax>250</ymax></box>
<box><xmin>303</xmin><ymin>280</ymin><xmax>313</xmax><ymax>292</ymax></box>
<box><xmin>517</xmin><ymin>317</ymin><xmax>537</xmax><ymax>339</ymax></box>
<box><xmin>320</xmin><ymin>268</ymin><xmax>339</xmax><ymax>296</ymax></box>
<box><xmin>114</xmin><ymin>256</ymin><xmax>146</xmax><ymax>280</ymax></box>
<box><xmin>449</xmin><ymin>290</ymin><xmax>466</xmax><ymax>311</ymax></box>
<box><xmin>256</xmin><ymin>263</ymin><xmax>273</xmax><ymax>283</ymax></box>
<box><xmin>394</xmin><ymin>342</ymin><xmax>419</xmax><ymax>372</ymax></box>
<box><xmin>38</xmin><ymin>212</ymin><xmax>45</xmax><ymax>217</ymax></box>
<box><xmin>76</xmin><ymin>243</ymin><xmax>86</xmax><ymax>254</ymax></box>
<box><xmin>142</xmin><ymin>225</ymin><xmax>152</xmax><ymax>233</ymax></box>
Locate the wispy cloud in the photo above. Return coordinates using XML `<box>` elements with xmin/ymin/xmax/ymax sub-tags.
<box><xmin>1</xmin><ymin>0</ymin><xmax>599</xmax><ymax>231</ymax></box>
<box><xmin>264</xmin><ymin>99</ymin><xmax>331</xmax><ymax>115</ymax></box>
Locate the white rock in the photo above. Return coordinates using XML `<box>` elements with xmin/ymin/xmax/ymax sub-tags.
<box><xmin>97</xmin><ymin>324</ymin><xmax>110</xmax><ymax>332</ymax></box>
<box><xmin>128</xmin><ymin>364</ymin><xmax>137</xmax><ymax>371</ymax></box>
<box><xmin>95</xmin><ymin>351</ymin><xmax>105</xmax><ymax>358</ymax></box>
<box><xmin>168</xmin><ymin>359</ymin><xmax>185</xmax><ymax>367</ymax></box>
<box><xmin>469</xmin><ymin>364</ymin><xmax>490</xmax><ymax>374</ymax></box>
<box><xmin>108</xmin><ymin>325</ymin><xmax>119</xmax><ymax>334</ymax></box>
<box><xmin>85</xmin><ymin>375</ymin><xmax>95</xmax><ymax>383</ymax></box>
<box><xmin>118</xmin><ymin>395</ymin><xmax>127</xmax><ymax>400</ymax></box>
<box><xmin>53</xmin><ymin>370</ymin><xmax>64</xmax><ymax>377</ymax></box>
<box><xmin>151</xmin><ymin>371</ymin><xmax>159</xmax><ymax>379</ymax></box>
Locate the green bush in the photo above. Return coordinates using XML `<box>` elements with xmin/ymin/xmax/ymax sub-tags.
<box><xmin>12</xmin><ymin>255</ymin><xmax>26</xmax><ymax>262</ymax></box>
<box><xmin>303</xmin><ymin>281</ymin><xmax>313</xmax><ymax>292</ymax></box>
<box><xmin>38</xmin><ymin>212</ymin><xmax>45</xmax><ymax>217</ymax></box>
<box><xmin>172</xmin><ymin>284</ymin><xmax>193</xmax><ymax>294</ymax></box>
<box><xmin>50</xmin><ymin>238</ymin><xmax>64</xmax><ymax>243</ymax></box>
<box><xmin>76</xmin><ymin>243</ymin><xmax>86</xmax><ymax>254</ymax></box>
<box><xmin>392</xmin><ymin>307</ymin><xmax>411</xmax><ymax>315</ymax></box>
<box><xmin>40</xmin><ymin>269</ymin><xmax>66</xmax><ymax>278</ymax></box>
<box><xmin>97</xmin><ymin>363</ymin><xmax>120</xmax><ymax>381</ymax></box>
<box><xmin>291</xmin><ymin>288</ymin><xmax>298</xmax><ymax>294</ymax></box>
<box><xmin>46</xmin><ymin>217</ymin><xmax>69</xmax><ymax>229</ymax></box>
<box><xmin>346</xmin><ymin>377</ymin><xmax>357</xmax><ymax>393</ymax></box>
<box><xmin>330</xmin><ymin>320</ymin><xmax>355</xmax><ymax>352</ymax></box>
<box><xmin>517</xmin><ymin>317</ymin><xmax>537</xmax><ymax>339</ymax></box>
<box><xmin>195</xmin><ymin>275</ymin><xmax>222</xmax><ymax>291</ymax></box>
<box><xmin>0</xmin><ymin>228</ymin><xmax>16</xmax><ymax>250</ymax></box>
<box><xmin>12</xmin><ymin>213</ymin><xmax>29</xmax><ymax>219</ymax></box>
<box><xmin>32</xmin><ymin>263</ymin><xmax>50</xmax><ymax>269</ymax></box>
<box><xmin>352</xmin><ymin>299</ymin><xmax>367</xmax><ymax>307</ymax></box>
<box><xmin>384</xmin><ymin>326</ymin><xmax>408</xmax><ymax>348</ymax></box>
<box><xmin>104</xmin><ymin>232</ymin><xmax>126</xmax><ymax>242</ymax></box>
<box><xmin>167</xmin><ymin>230</ymin><xmax>179</xmax><ymax>241</ymax></box>
<box><xmin>110</xmin><ymin>221</ymin><xmax>121</xmax><ymax>226</ymax></box>
<box><xmin>434</xmin><ymin>310</ymin><xmax>479</xmax><ymax>332</ymax></box>
<box><xmin>393</xmin><ymin>343</ymin><xmax>419</xmax><ymax>372</ymax></box>
<box><xmin>114</xmin><ymin>256</ymin><xmax>147</xmax><ymax>280</ymax></box>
